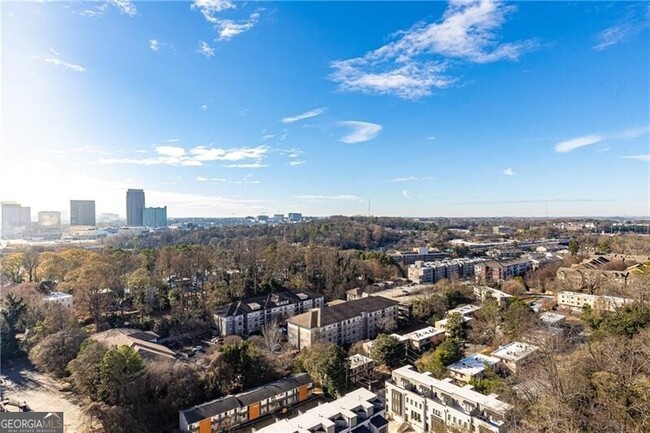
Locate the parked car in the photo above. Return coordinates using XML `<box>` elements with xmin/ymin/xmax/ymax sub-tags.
<box><xmin>192</xmin><ymin>345</ymin><xmax>205</xmax><ymax>353</ymax></box>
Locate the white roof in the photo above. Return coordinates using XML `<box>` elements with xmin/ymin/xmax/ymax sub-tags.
<box><xmin>539</xmin><ymin>312</ymin><xmax>565</xmax><ymax>324</ymax></box>
<box><xmin>398</xmin><ymin>326</ymin><xmax>446</xmax><ymax>342</ymax></box>
<box><xmin>348</xmin><ymin>353</ymin><xmax>374</xmax><ymax>369</ymax></box>
<box><xmin>447</xmin><ymin>353</ymin><xmax>501</xmax><ymax>377</ymax></box>
<box><xmin>474</xmin><ymin>286</ymin><xmax>513</xmax><ymax>300</ymax></box>
<box><xmin>393</xmin><ymin>366</ymin><xmax>512</xmax><ymax>414</ymax></box>
<box><xmin>256</xmin><ymin>388</ymin><xmax>379</xmax><ymax>433</ymax></box>
<box><xmin>44</xmin><ymin>291</ymin><xmax>73</xmax><ymax>300</ymax></box>
<box><xmin>447</xmin><ymin>304</ymin><xmax>481</xmax><ymax>317</ymax></box>
<box><xmin>435</xmin><ymin>315</ymin><xmax>472</xmax><ymax>328</ymax></box>
<box><xmin>491</xmin><ymin>341</ymin><xmax>538</xmax><ymax>362</ymax></box>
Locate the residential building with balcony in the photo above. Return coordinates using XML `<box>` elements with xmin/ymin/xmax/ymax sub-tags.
<box><xmin>179</xmin><ymin>373</ymin><xmax>313</xmax><ymax>433</ymax></box>
<box><xmin>474</xmin><ymin>259</ymin><xmax>532</xmax><ymax>283</ymax></box>
<box><xmin>287</xmin><ymin>297</ymin><xmax>399</xmax><ymax>350</ymax></box>
<box><xmin>392</xmin><ymin>326</ymin><xmax>447</xmax><ymax>353</ymax></box>
<box><xmin>256</xmin><ymin>387</ymin><xmax>387</xmax><ymax>433</ymax></box>
<box><xmin>556</xmin><ymin>291</ymin><xmax>632</xmax><ymax>312</ymax></box>
<box><xmin>473</xmin><ymin>286</ymin><xmax>513</xmax><ymax>308</ymax></box>
<box><xmin>408</xmin><ymin>258</ymin><xmax>487</xmax><ymax>284</ymax></box>
<box><xmin>214</xmin><ymin>290</ymin><xmax>325</xmax><ymax>337</ymax></box>
<box><xmin>392</xmin><ymin>248</ymin><xmax>450</xmax><ymax>267</ymax></box>
<box><xmin>386</xmin><ymin>366</ymin><xmax>513</xmax><ymax>433</ymax></box>
<box><xmin>348</xmin><ymin>354</ymin><xmax>376</xmax><ymax>384</ymax></box>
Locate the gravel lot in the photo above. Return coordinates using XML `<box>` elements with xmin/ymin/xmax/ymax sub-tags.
<box><xmin>1</xmin><ymin>357</ymin><xmax>86</xmax><ymax>433</ymax></box>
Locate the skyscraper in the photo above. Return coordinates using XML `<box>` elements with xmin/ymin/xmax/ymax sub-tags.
<box><xmin>143</xmin><ymin>206</ymin><xmax>167</xmax><ymax>228</ymax></box>
<box><xmin>70</xmin><ymin>200</ymin><xmax>96</xmax><ymax>226</ymax></box>
<box><xmin>1</xmin><ymin>201</ymin><xmax>31</xmax><ymax>239</ymax></box>
<box><xmin>126</xmin><ymin>189</ymin><xmax>145</xmax><ymax>226</ymax></box>
<box><xmin>38</xmin><ymin>211</ymin><xmax>62</xmax><ymax>227</ymax></box>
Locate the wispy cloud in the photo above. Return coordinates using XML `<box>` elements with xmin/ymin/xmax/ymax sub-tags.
<box><xmin>224</xmin><ymin>163</ymin><xmax>268</xmax><ymax>169</ymax></box>
<box><xmin>281</xmin><ymin>107</ymin><xmax>327</xmax><ymax>124</ymax></box>
<box><xmin>294</xmin><ymin>195</ymin><xmax>364</xmax><ymax>203</ymax></box>
<box><xmin>217</xmin><ymin>12</ymin><xmax>261</xmax><ymax>40</ymax></box>
<box><xmin>554</xmin><ymin>126</ymin><xmax>648</xmax><ymax>153</ymax></box>
<box><xmin>289</xmin><ymin>160</ymin><xmax>306</xmax><ymax>166</ymax></box>
<box><xmin>79</xmin><ymin>0</ymin><xmax>137</xmax><ymax>18</ymax></box>
<box><xmin>330</xmin><ymin>0</ymin><xmax>537</xmax><ymax>99</ymax></box>
<box><xmin>198</xmin><ymin>41</ymin><xmax>215</xmax><ymax>58</ymax></box>
<box><xmin>402</xmin><ymin>190</ymin><xmax>412</xmax><ymax>198</ymax></box>
<box><xmin>261</xmin><ymin>134</ymin><xmax>275</xmax><ymax>141</ymax></box>
<box><xmin>620</xmin><ymin>155</ymin><xmax>650</xmax><ymax>162</ymax></box>
<box><xmin>448</xmin><ymin>198</ymin><xmax>617</xmax><ymax>206</ymax></box>
<box><xmin>100</xmin><ymin>145</ymin><xmax>269</xmax><ymax>166</ymax></box>
<box><xmin>200</xmin><ymin>104</ymin><xmax>209</xmax><ymax>111</ymax></box>
<box><xmin>554</xmin><ymin>134</ymin><xmax>604</xmax><ymax>153</ymax></box>
<box><xmin>426</xmin><ymin>136</ymin><xmax>436</xmax><ymax>141</ymax></box>
<box><xmin>197</xmin><ymin>176</ymin><xmax>227</xmax><ymax>182</ymax></box>
<box><xmin>32</xmin><ymin>50</ymin><xmax>86</xmax><ymax>73</ymax></box>
<box><xmin>192</xmin><ymin>1</ymin><xmax>260</xmax><ymax>41</ymax></box>
<box><xmin>149</xmin><ymin>39</ymin><xmax>160</xmax><ymax>51</ymax></box>
<box><xmin>593</xmin><ymin>6</ymin><xmax>649</xmax><ymax>51</ymax></box>
<box><xmin>339</xmin><ymin>121</ymin><xmax>383</xmax><ymax>143</ymax></box>
<box><xmin>502</xmin><ymin>168</ymin><xmax>516</xmax><ymax>176</ymax></box>
<box><xmin>389</xmin><ymin>176</ymin><xmax>434</xmax><ymax>183</ymax></box>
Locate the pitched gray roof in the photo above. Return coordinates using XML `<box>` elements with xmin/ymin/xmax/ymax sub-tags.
<box><xmin>288</xmin><ymin>296</ymin><xmax>398</xmax><ymax>329</ymax></box>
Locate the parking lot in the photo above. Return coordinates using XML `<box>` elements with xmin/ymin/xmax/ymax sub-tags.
<box><xmin>1</xmin><ymin>358</ymin><xmax>86</xmax><ymax>432</ymax></box>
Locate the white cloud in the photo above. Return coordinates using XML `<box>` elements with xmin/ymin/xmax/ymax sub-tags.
<box><xmin>281</xmin><ymin>107</ymin><xmax>327</xmax><ymax>124</ymax></box>
<box><xmin>110</xmin><ymin>0</ymin><xmax>136</xmax><ymax>16</ymax></box>
<box><xmin>402</xmin><ymin>190</ymin><xmax>412</xmax><ymax>198</ymax></box>
<box><xmin>339</xmin><ymin>121</ymin><xmax>383</xmax><ymax>143</ymax></box>
<box><xmin>217</xmin><ymin>11</ymin><xmax>261</xmax><ymax>40</ymax></box>
<box><xmin>330</xmin><ymin>0</ymin><xmax>537</xmax><ymax>99</ymax></box>
<box><xmin>100</xmin><ymin>145</ymin><xmax>269</xmax><ymax>166</ymax></box>
<box><xmin>502</xmin><ymin>168</ymin><xmax>516</xmax><ymax>176</ymax></box>
<box><xmin>597</xmin><ymin>147</ymin><xmax>611</xmax><ymax>153</ymax></box>
<box><xmin>294</xmin><ymin>195</ymin><xmax>364</xmax><ymax>203</ymax></box>
<box><xmin>149</xmin><ymin>39</ymin><xmax>160</xmax><ymax>51</ymax></box>
<box><xmin>554</xmin><ymin>134</ymin><xmax>604</xmax><ymax>153</ymax></box>
<box><xmin>620</xmin><ymin>155</ymin><xmax>650</xmax><ymax>162</ymax></box>
<box><xmin>32</xmin><ymin>51</ymin><xmax>86</xmax><ymax>73</ymax></box>
<box><xmin>224</xmin><ymin>163</ymin><xmax>268</xmax><ymax>169</ymax></box>
<box><xmin>191</xmin><ymin>0</ymin><xmax>236</xmax><ymax>24</ymax></box>
<box><xmin>594</xmin><ymin>24</ymin><xmax>635</xmax><ymax>51</ymax></box>
<box><xmin>389</xmin><ymin>176</ymin><xmax>434</xmax><ymax>182</ymax></box>
<box><xmin>197</xmin><ymin>176</ymin><xmax>227</xmax><ymax>182</ymax></box>
<box><xmin>200</xmin><ymin>104</ymin><xmax>209</xmax><ymax>111</ymax></box>
<box><xmin>289</xmin><ymin>160</ymin><xmax>306</xmax><ymax>167</ymax></box>
<box><xmin>198</xmin><ymin>41</ymin><xmax>215</xmax><ymax>58</ymax></box>
<box><xmin>554</xmin><ymin>126</ymin><xmax>648</xmax><ymax>153</ymax></box>
<box><xmin>262</xmin><ymin>134</ymin><xmax>275</xmax><ymax>141</ymax></box>
<box><xmin>426</xmin><ymin>135</ymin><xmax>436</xmax><ymax>140</ymax></box>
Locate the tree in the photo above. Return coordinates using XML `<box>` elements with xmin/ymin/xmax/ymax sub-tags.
<box><xmin>82</xmin><ymin>402</ymin><xmax>148</xmax><ymax>433</ymax></box>
<box><xmin>19</xmin><ymin>248</ymin><xmax>40</xmax><ymax>282</ymax></box>
<box><xmin>415</xmin><ymin>338</ymin><xmax>463</xmax><ymax>379</ymax></box>
<box><xmin>29</xmin><ymin>328</ymin><xmax>87</xmax><ymax>377</ymax></box>
<box><xmin>261</xmin><ymin>321</ymin><xmax>283</xmax><ymax>354</ymax></box>
<box><xmin>294</xmin><ymin>343</ymin><xmax>348</xmax><ymax>397</ymax></box>
<box><xmin>468</xmin><ymin>365</ymin><xmax>504</xmax><ymax>395</ymax></box>
<box><xmin>503</xmin><ymin>299</ymin><xmax>533</xmax><ymax>340</ymax></box>
<box><xmin>470</xmin><ymin>294</ymin><xmax>502</xmax><ymax>346</ymax></box>
<box><xmin>1</xmin><ymin>253</ymin><xmax>25</xmax><ymax>283</ymax></box>
<box><xmin>568</xmin><ymin>239</ymin><xmax>580</xmax><ymax>256</ymax></box>
<box><xmin>370</xmin><ymin>334</ymin><xmax>407</xmax><ymax>369</ymax></box>
<box><xmin>97</xmin><ymin>346</ymin><xmax>145</xmax><ymax>406</ymax></box>
<box><xmin>412</xmin><ymin>292</ymin><xmax>447</xmax><ymax>321</ymax></box>
<box><xmin>68</xmin><ymin>340</ymin><xmax>109</xmax><ymax>399</ymax></box>
<box><xmin>502</xmin><ymin>277</ymin><xmax>526</xmax><ymax>296</ymax></box>
<box><xmin>0</xmin><ymin>293</ymin><xmax>27</xmax><ymax>360</ymax></box>
<box><xmin>445</xmin><ymin>312</ymin><xmax>468</xmax><ymax>342</ymax></box>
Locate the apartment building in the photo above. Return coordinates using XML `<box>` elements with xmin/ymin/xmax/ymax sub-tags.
<box><xmin>408</xmin><ymin>258</ymin><xmax>487</xmax><ymax>284</ymax></box>
<box><xmin>386</xmin><ymin>366</ymin><xmax>513</xmax><ymax>433</ymax></box>
<box><xmin>392</xmin><ymin>326</ymin><xmax>447</xmax><ymax>352</ymax></box>
<box><xmin>348</xmin><ymin>354</ymin><xmax>376</xmax><ymax>384</ymax></box>
<box><xmin>556</xmin><ymin>291</ymin><xmax>632</xmax><ymax>312</ymax></box>
<box><xmin>287</xmin><ymin>297</ymin><xmax>399</xmax><ymax>350</ymax></box>
<box><xmin>474</xmin><ymin>286</ymin><xmax>513</xmax><ymax>308</ymax></box>
<box><xmin>447</xmin><ymin>354</ymin><xmax>502</xmax><ymax>383</ymax></box>
<box><xmin>179</xmin><ymin>373</ymin><xmax>313</xmax><ymax>433</ymax></box>
<box><xmin>43</xmin><ymin>291</ymin><xmax>73</xmax><ymax>309</ymax></box>
<box><xmin>257</xmin><ymin>387</ymin><xmax>387</xmax><ymax>433</ymax></box>
<box><xmin>474</xmin><ymin>259</ymin><xmax>532</xmax><ymax>283</ymax></box>
<box><xmin>490</xmin><ymin>342</ymin><xmax>538</xmax><ymax>373</ymax></box>
<box><xmin>214</xmin><ymin>290</ymin><xmax>325</xmax><ymax>336</ymax></box>
<box><xmin>539</xmin><ymin>311</ymin><xmax>566</xmax><ymax>327</ymax></box>
<box><xmin>392</xmin><ymin>247</ymin><xmax>450</xmax><ymax>267</ymax></box>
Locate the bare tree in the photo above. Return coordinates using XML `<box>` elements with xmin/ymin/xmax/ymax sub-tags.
<box><xmin>261</xmin><ymin>320</ymin><xmax>283</xmax><ymax>354</ymax></box>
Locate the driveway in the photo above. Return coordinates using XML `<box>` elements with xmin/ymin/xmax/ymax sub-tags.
<box><xmin>1</xmin><ymin>357</ymin><xmax>86</xmax><ymax>433</ymax></box>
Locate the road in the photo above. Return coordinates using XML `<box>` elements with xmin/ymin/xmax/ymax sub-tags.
<box><xmin>1</xmin><ymin>357</ymin><xmax>86</xmax><ymax>433</ymax></box>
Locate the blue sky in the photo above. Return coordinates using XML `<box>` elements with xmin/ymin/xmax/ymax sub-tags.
<box><xmin>1</xmin><ymin>0</ymin><xmax>648</xmax><ymax>218</ymax></box>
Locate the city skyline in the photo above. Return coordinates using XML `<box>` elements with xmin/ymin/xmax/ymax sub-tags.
<box><xmin>1</xmin><ymin>1</ymin><xmax>649</xmax><ymax>218</ymax></box>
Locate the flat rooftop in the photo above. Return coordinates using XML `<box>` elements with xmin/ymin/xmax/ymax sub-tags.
<box><xmin>45</xmin><ymin>291</ymin><xmax>73</xmax><ymax>300</ymax></box>
<box><xmin>447</xmin><ymin>304</ymin><xmax>481</xmax><ymax>316</ymax></box>
<box><xmin>539</xmin><ymin>311</ymin><xmax>565</xmax><ymax>325</ymax></box>
<box><xmin>447</xmin><ymin>353</ymin><xmax>501</xmax><ymax>377</ymax></box>
<box><xmin>348</xmin><ymin>353</ymin><xmax>374</xmax><ymax>369</ymax></box>
<box><xmin>491</xmin><ymin>341</ymin><xmax>538</xmax><ymax>362</ymax></box>
<box><xmin>396</xmin><ymin>326</ymin><xmax>446</xmax><ymax>341</ymax></box>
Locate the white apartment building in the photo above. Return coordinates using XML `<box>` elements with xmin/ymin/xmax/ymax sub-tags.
<box><xmin>386</xmin><ymin>366</ymin><xmax>513</xmax><ymax>433</ymax></box>
<box><xmin>408</xmin><ymin>258</ymin><xmax>487</xmax><ymax>284</ymax></box>
<box><xmin>392</xmin><ymin>326</ymin><xmax>447</xmax><ymax>352</ymax></box>
<box><xmin>490</xmin><ymin>342</ymin><xmax>538</xmax><ymax>373</ymax></box>
<box><xmin>474</xmin><ymin>286</ymin><xmax>513</xmax><ymax>308</ymax></box>
<box><xmin>287</xmin><ymin>297</ymin><xmax>399</xmax><ymax>350</ymax></box>
<box><xmin>434</xmin><ymin>304</ymin><xmax>481</xmax><ymax>334</ymax></box>
<box><xmin>348</xmin><ymin>354</ymin><xmax>375</xmax><ymax>384</ymax></box>
<box><xmin>214</xmin><ymin>290</ymin><xmax>325</xmax><ymax>336</ymax></box>
<box><xmin>556</xmin><ymin>291</ymin><xmax>632</xmax><ymax>312</ymax></box>
<box><xmin>257</xmin><ymin>387</ymin><xmax>387</xmax><ymax>433</ymax></box>
<box><xmin>43</xmin><ymin>291</ymin><xmax>74</xmax><ymax>309</ymax></box>
<box><xmin>539</xmin><ymin>311</ymin><xmax>566</xmax><ymax>327</ymax></box>
<box><xmin>447</xmin><ymin>353</ymin><xmax>502</xmax><ymax>383</ymax></box>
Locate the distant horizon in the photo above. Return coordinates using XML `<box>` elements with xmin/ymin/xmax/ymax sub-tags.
<box><xmin>2</xmin><ymin>1</ymin><xmax>648</xmax><ymax>217</ymax></box>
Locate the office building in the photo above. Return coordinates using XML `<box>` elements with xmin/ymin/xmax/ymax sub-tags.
<box><xmin>179</xmin><ymin>373</ymin><xmax>313</xmax><ymax>433</ymax></box>
<box><xmin>70</xmin><ymin>200</ymin><xmax>96</xmax><ymax>226</ymax></box>
<box><xmin>1</xmin><ymin>202</ymin><xmax>32</xmax><ymax>239</ymax></box>
<box><xmin>126</xmin><ymin>189</ymin><xmax>145</xmax><ymax>226</ymax></box>
<box><xmin>287</xmin><ymin>297</ymin><xmax>399</xmax><ymax>350</ymax></box>
<box><xmin>144</xmin><ymin>206</ymin><xmax>167</xmax><ymax>228</ymax></box>
<box><xmin>38</xmin><ymin>211</ymin><xmax>61</xmax><ymax>228</ymax></box>
<box><xmin>214</xmin><ymin>290</ymin><xmax>325</xmax><ymax>337</ymax></box>
<box><xmin>288</xmin><ymin>212</ymin><xmax>303</xmax><ymax>222</ymax></box>
<box><xmin>386</xmin><ymin>365</ymin><xmax>513</xmax><ymax>433</ymax></box>
<box><xmin>257</xmin><ymin>387</ymin><xmax>387</xmax><ymax>433</ymax></box>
